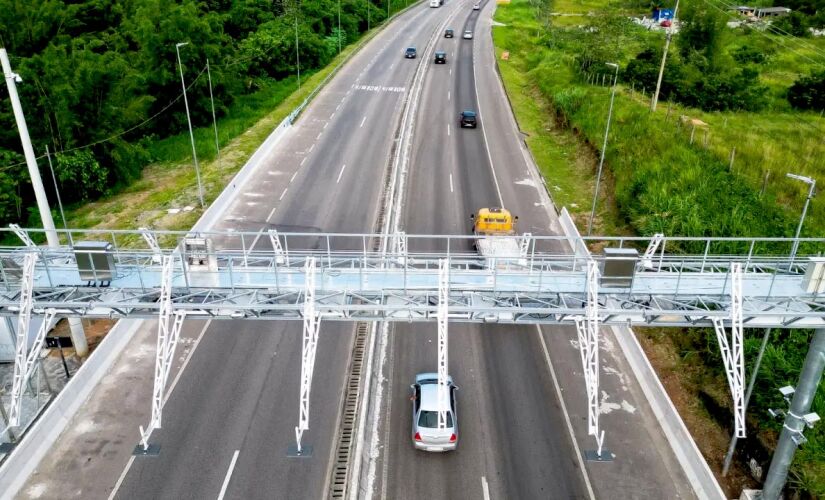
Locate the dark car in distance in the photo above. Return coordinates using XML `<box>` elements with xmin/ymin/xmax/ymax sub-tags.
<box><xmin>405</xmin><ymin>47</ymin><xmax>417</xmax><ymax>58</ymax></box>
<box><xmin>434</xmin><ymin>51</ymin><xmax>447</xmax><ymax>64</ymax></box>
<box><xmin>445</xmin><ymin>28</ymin><xmax>454</xmax><ymax>38</ymax></box>
<box><xmin>459</xmin><ymin>110</ymin><xmax>477</xmax><ymax>128</ymax></box>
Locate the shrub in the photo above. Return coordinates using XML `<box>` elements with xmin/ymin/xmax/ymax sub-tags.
<box><xmin>788</xmin><ymin>70</ymin><xmax>825</xmax><ymax>111</ymax></box>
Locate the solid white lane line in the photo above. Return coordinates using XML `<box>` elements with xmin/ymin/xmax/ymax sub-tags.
<box><xmin>108</xmin><ymin>456</ymin><xmax>135</xmax><ymax>500</ymax></box>
<box><xmin>449</xmin><ymin>174</ymin><xmax>454</xmax><ymax>193</ymax></box>
<box><xmin>290</xmin><ymin>171</ymin><xmax>298</xmax><ymax>183</ymax></box>
<box><xmin>536</xmin><ymin>326</ymin><xmax>597</xmax><ymax>500</ymax></box>
<box><xmin>360</xmin><ymin>116</ymin><xmax>367</xmax><ymax>128</ymax></box>
<box><xmin>337</xmin><ymin>164</ymin><xmax>347</xmax><ymax>184</ymax></box>
<box><xmin>267</xmin><ymin>206</ymin><xmax>277</xmax><ymax>222</ymax></box>
<box><xmin>217</xmin><ymin>450</ymin><xmax>240</xmax><ymax>500</ymax></box>
<box><xmin>280</xmin><ymin>188</ymin><xmax>288</xmax><ymax>201</ymax></box>
<box><xmin>300</xmin><ymin>157</ymin><xmax>307</xmax><ymax>166</ymax></box>
<box><xmin>482</xmin><ymin>476</ymin><xmax>491</xmax><ymax>500</ymax></box>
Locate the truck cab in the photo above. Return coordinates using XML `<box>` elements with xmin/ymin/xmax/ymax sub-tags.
<box><xmin>471</xmin><ymin>207</ymin><xmax>517</xmax><ymax>236</ymax></box>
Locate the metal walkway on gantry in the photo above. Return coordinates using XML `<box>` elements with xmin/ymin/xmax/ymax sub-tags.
<box><xmin>2</xmin><ymin>227</ymin><xmax>824</xmax><ymax>460</ymax></box>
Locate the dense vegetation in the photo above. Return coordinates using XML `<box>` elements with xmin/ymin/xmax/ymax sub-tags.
<box><xmin>0</xmin><ymin>0</ymin><xmax>394</xmax><ymax>228</ymax></box>
<box><xmin>494</xmin><ymin>0</ymin><xmax>824</xmax><ymax>494</ymax></box>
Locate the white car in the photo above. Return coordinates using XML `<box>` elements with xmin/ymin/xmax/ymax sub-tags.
<box><xmin>473</xmin><ymin>3</ymin><xmax>480</xmax><ymax>9</ymax></box>
<box><xmin>410</xmin><ymin>373</ymin><xmax>458</xmax><ymax>452</ymax></box>
<box><xmin>463</xmin><ymin>30</ymin><xmax>473</xmax><ymax>39</ymax></box>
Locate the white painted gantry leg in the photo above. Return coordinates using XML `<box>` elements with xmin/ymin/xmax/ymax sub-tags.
<box><xmin>138</xmin><ymin>255</ymin><xmax>186</xmax><ymax>453</ymax></box>
<box><xmin>712</xmin><ymin>262</ymin><xmax>745</xmax><ymax>438</ymax></box>
<box><xmin>294</xmin><ymin>257</ymin><xmax>321</xmax><ymax>455</ymax></box>
<box><xmin>574</xmin><ymin>259</ymin><xmax>608</xmax><ymax>459</ymax></box>
<box><xmin>8</xmin><ymin>253</ymin><xmax>56</xmax><ymax>427</ymax></box>
<box><xmin>437</xmin><ymin>259</ymin><xmax>449</xmax><ymax>429</ymax></box>
<box><xmin>139</xmin><ymin>227</ymin><xmax>162</xmax><ymax>264</ymax></box>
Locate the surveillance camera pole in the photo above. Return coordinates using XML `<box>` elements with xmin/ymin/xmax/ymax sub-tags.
<box><xmin>1</xmin><ymin>48</ymin><xmax>59</xmax><ymax>248</ymax></box>
<box><xmin>650</xmin><ymin>0</ymin><xmax>680</xmax><ymax>112</ymax></box>
<box><xmin>762</xmin><ymin>328</ymin><xmax>825</xmax><ymax>499</ymax></box>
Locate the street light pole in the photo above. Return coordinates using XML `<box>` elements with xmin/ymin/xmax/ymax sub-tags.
<box><xmin>206</xmin><ymin>59</ymin><xmax>220</xmax><ymax>169</ymax></box>
<box><xmin>587</xmin><ymin>62</ymin><xmax>619</xmax><ymax>236</ymax></box>
<box><xmin>1</xmin><ymin>48</ymin><xmax>60</xmax><ymax>248</ymax></box>
<box><xmin>338</xmin><ymin>0</ymin><xmax>342</xmax><ymax>54</ymax></box>
<box><xmin>786</xmin><ymin>173</ymin><xmax>816</xmax><ymax>267</ymax></box>
<box><xmin>175</xmin><ymin>42</ymin><xmax>205</xmax><ymax>209</ymax></box>
<box><xmin>651</xmin><ymin>0</ymin><xmax>680</xmax><ymax>112</ymax></box>
<box><xmin>295</xmin><ymin>14</ymin><xmax>301</xmax><ymax>88</ymax></box>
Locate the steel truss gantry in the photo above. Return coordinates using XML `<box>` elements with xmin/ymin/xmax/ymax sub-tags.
<box><xmin>3</xmin><ymin>227</ymin><xmax>825</xmax><ymax>448</ymax></box>
<box><xmin>575</xmin><ymin>260</ymin><xmax>604</xmax><ymax>456</ymax></box>
<box><xmin>713</xmin><ymin>263</ymin><xmax>746</xmax><ymax>438</ymax></box>
<box><xmin>295</xmin><ymin>257</ymin><xmax>321</xmax><ymax>454</ymax></box>
<box><xmin>138</xmin><ymin>255</ymin><xmax>186</xmax><ymax>452</ymax></box>
<box><xmin>437</xmin><ymin>259</ymin><xmax>449</xmax><ymax>429</ymax></box>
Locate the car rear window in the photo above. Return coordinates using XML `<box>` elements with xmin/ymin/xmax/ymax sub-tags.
<box><xmin>418</xmin><ymin>410</ymin><xmax>453</xmax><ymax>428</ymax></box>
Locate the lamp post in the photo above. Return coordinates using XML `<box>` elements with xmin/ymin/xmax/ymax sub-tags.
<box><xmin>338</xmin><ymin>0</ymin><xmax>342</xmax><ymax>53</ymax></box>
<box><xmin>786</xmin><ymin>173</ymin><xmax>816</xmax><ymax>267</ymax></box>
<box><xmin>175</xmin><ymin>42</ymin><xmax>205</xmax><ymax>208</ymax></box>
<box><xmin>587</xmin><ymin>62</ymin><xmax>619</xmax><ymax>236</ymax></box>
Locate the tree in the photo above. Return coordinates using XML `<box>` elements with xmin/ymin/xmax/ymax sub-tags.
<box><xmin>788</xmin><ymin>70</ymin><xmax>825</xmax><ymax>111</ymax></box>
<box><xmin>678</xmin><ymin>0</ymin><xmax>727</xmax><ymax>71</ymax></box>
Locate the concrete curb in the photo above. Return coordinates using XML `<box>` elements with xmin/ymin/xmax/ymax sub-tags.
<box><xmin>0</xmin><ymin>319</ymin><xmax>143</xmax><ymax>499</ymax></box>
<box><xmin>557</xmin><ymin>207</ymin><xmax>726</xmax><ymax>500</ymax></box>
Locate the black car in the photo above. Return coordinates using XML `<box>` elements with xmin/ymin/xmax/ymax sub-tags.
<box><xmin>445</xmin><ymin>28</ymin><xmax>454</xmax><ymax>38</ymax></box>
<box><xmin>434</xmin><ymin>51</ymin><xmax>447</xmax><ymax>64</ymax></box>
<box><xmin>459</xmin><ymin>110</ymin><xmax>477</xmax><ymax>128</ymax></box>
<box><xmin>405</xmin><ymin>47</ymin><xmax>417</xmax><ymax>58</ymax></box>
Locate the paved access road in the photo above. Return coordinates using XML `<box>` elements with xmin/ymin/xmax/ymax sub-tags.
<box><xmin>17</xmin><ymin>3</ymin><xmax>465</xmax><ymax>499</ymax></box>
<box><xmin>372</xmin><ymin>1</ymin><xmax>697</xmax><ymax>499</ymax></box>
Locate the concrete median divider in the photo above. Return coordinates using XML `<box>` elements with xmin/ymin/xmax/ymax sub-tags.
<box><xmin>557</xmin><ymin>208</ymin><xmax>726</xmax><ymax>500</ymax></box>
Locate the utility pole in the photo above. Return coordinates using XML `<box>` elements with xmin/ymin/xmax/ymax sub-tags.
<box><xmin>206</xmin><ymin>59</ymin><xmax>220</xmax><ymax>169</ymax></box>
<box><xmin>1</xmin><ymin>48</ymin><xmax>88</xmax><ymax>356</ymax></box>
<box><xmin>762</xmin><ymin>328</ymin><xmax>825</xmax><ymax>499</ymax></box>
<box><xmin>1</xmin><ymin>48</ymin><xmax>59</xmax><ymax>248</ymax></box>
<box><xmin>294</xmin><ymin>14</ymin><xmax>301</xmax><ymax>88</ymax></box>
<box><xmin>650</xmin><ymin>0</ymin><xmax>680</xmax><ymax>112</ymax></box>
<box><xmin>587</xmin><ymin>62</ymin><xmax>619</xmax><ymax>236</ymax></box>
<box><xmin>175</xmin><ymin>42</ymin><xmax>205</xmax><ymax>208</ymax></box>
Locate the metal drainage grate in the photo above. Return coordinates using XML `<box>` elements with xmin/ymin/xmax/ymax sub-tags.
<box><xmin>330</xmin><ymin>322</ymin><xmax>369</xmax><ymax>498</ymax></box>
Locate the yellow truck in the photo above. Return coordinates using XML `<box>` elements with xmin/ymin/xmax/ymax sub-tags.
<box><xmin>470</xmin><ymin>207</ymin><xmax>522</xmax><ymax>263</ymax></box>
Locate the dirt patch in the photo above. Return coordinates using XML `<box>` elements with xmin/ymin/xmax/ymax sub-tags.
<box><xmin>49</xmin><ymin>318</ymin><xmax>118</xmax><ymax>357</ymax></box>
<box><xmin>635</xmin><ymin>328</ymin><xmax>759</xmax><ymax>498</ymax></box>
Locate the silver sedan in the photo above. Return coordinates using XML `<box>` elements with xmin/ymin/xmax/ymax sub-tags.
<box><xmin>410</xmin><ymin>373</ymin><xmax>458</xmax><ymax>452</ymax></box>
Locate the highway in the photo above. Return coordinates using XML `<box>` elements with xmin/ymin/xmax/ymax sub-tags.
<box><xmin>375</xmin><ymin>2</ymin><xmax>590</xmax><ymax>498</ymax></box>
<box><xmin>15</xmin><ymin>0</ymin><xmax>697</xmax><ymax>498</ymax></box>
<box><xmin>371</xmin><ymin>0</ymin><xmax>696</xmax><ymax>498</ymax></box>
<box><xmin>112</xmin><ymin>4</ymin><xmax>460</xmax><ymax>499</ymax></box>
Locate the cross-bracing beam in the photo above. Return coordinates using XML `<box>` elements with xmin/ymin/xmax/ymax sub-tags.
<box><xmin>295</xmin><ymin>257</ymin><xmax>321</xmax><ymax>453</ymax></box>
<box><xmin>642</xmin><ymin>233</ymin><xmax>664</xmax><ymax>270</ymax></box>
<box><xmin>575</xmin><ymin>259</ymin><xmax>605</xmax><ymax>456</ymax></box>
<box><xmin>437</xmin><ymin>259</ymin><xmax>449</xmax><ymax>429</ymax></box>
<box><xmin>139</xmin><ymin>227</ymin><xmax>162</xmax><ymax>264</ymax></box>
<box><xmin>8</xmin><ymin>223</ymin><xmax>36</xmax><ymax>248</ymax></box>
<box><xmin>394</xmin><ymin>231</ymin><xmax>408</xmax><ymax>266</ymax></box>
<box><xmin>8</xmin><ymin>253</ymin><xmax>57</xmax><ymax>426</ymax></box>
<box><xmin>139</xmin><ymin>255</ymin><xmax>186</xmax><ymax>451</ymax></box>
<box><xmin>712</xmin><ymin>262</ymin><xmax>746</xmax><ymax>438</ymax></box>
<box><xmin>268</xmin><ymin>229</ymin><xmax>287</xmax><ymax>265</ymax></box>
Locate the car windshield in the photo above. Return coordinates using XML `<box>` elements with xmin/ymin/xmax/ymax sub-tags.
<box><xmin>418</xmin><ymin>410</ymin><xmax>453</xmax><ymax>428</ymax></box>
<box><xmin>407</xmin><ymin>48</ymin><xmax>415</xmax><ymax>52</ymax></box>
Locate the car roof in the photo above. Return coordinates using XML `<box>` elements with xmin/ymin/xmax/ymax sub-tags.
<box><xmin>446</xmin><ymin>28</ymin><xmax>453</xmax><ymax>30</ymax></box>
<box><xmin>419</xmin><ymin>383</ymin><xmax>452</xmax><ymax>411</ymax></box>
<box><xmin>435</xmin><ymin>50</ymin><xmax>446</xmax><ymax>55</ymax></box>
<box><xmin>406</xmin><ymin>46</ymin><xmax>416</xmax><ymax>50</ymax></box>
<box><xmin>462</xmin><ymin>110</ymin><xmax>477</xmax><ymax>116</ymax></box>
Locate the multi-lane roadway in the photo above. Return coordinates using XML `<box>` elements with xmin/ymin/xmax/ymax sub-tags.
<box><xmin>17</xmin><ymin>1</ymin><xmax>697</xmax><ymax>499</ymax></box>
